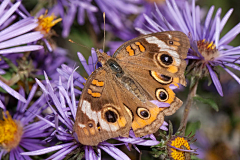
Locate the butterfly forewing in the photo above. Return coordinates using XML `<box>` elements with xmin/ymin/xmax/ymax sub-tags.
<box><xmin>74</xmin><ymin>67</ymin><xmax>132</xmax><ymax>146</ymax></box>
<box><xmin>113</xmin><ymin>31</ymin><xmax>190</xmax><ymax>81</ymax></box>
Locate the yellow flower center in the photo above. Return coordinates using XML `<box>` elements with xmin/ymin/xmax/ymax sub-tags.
<box><xmin>0</xmin><ymin>111</ymin><xmax>23</xmax><ymax>151</ymax></box>
<box><xmin>35</xmin><ymin>11</ymin><xmax>62</xmax><ymax>37</ymax></box>
<box><xmin>197</xmin><ymin>39</ymin><xmax>219</xmax><ymax>62</ymax></box>
<box><xmin>170</xmin><ymin>137</ymin><xmax>191</xmax><ymax>160</ymax></box>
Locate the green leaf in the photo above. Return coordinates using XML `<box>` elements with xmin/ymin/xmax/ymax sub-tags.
<box><xmin>191</xmin><ymin>155</ymin><xmax>202</xmax><ymax>160</ymax></box>
<box><xmin>185</xmin><ymin>121</ymin><xmax>201</xmax><ymax>136</ymax></box>
<box><xmin>0</xmin><ymin>56</ymin><xmax>18</xmax><ymax>72</ymax></box>
<box><xmin>35</xmin><ymin>74</ymin><xmax>46</xmax><ymax>80</ymax></box>
<box><xmin>193</xmin><ymin>95</ymin><xmax>219</xmax><ymax>112</ymax></box>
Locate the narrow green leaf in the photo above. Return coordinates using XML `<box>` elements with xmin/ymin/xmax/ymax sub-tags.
<box><xmin>193</xmin><ymin>95</ymin><xmax>219</xmax><ymax>112</ymax></box>
<box><xmin>0</xmin><ymin>56</ymin><xmax>18</xmax><ymax>72</ymax></box>
<box><xmin>185</xmin><ymin>121</ymin><xmax>201</xmax><ymax>136</ymax></box>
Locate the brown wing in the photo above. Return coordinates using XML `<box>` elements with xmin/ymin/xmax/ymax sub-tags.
<box><xmin>115</xmin><ymin>76</ymin><xmax>165</xmax><ymax>137</ymax></box>
<box><xmin>74</xmin><ymin>68</ymin><xmax>132</xmax><ymax>146</ymax></box>
<box><xmin>113</xmin><ymin>31</ymin><xmax>190</xmax><ymax>83</ymax></box>
<box><xmin>124</xmin><ymin>64</ymin><xmax>183</xmax><ymax>116</ymax></box>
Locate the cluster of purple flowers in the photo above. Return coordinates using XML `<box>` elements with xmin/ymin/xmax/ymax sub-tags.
<box><xmin>0</xmin><ymin>0</ymin><xmax>240</xmax><ymax>159</ymax></box>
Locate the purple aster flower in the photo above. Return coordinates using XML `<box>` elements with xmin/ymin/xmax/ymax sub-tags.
<box><xmin>107</xmin><ymin>0</ymin><xmax>187</xmax><ymax>55</ymax></box>
<box><xmin>52</xmin><ymin>0</ymin><xmax>141</xmax><ymax>38</ymax></box>
<box><xmin>0</xmin><ymin>0</ymin><xmax>45</xmax><ymax>102</ymax></box>
<box><xmin>12</xmin><ymin>5</ymin><xmax>62</xmax><ymax>52</ymax></box>
<box><xmin>138</xmin><ymin>0</ymin><xmax>240</xmax><ymax>96</ymax></box>
<box><xmin>0</xmin><ymin>0</ymin><xmax>43</xmax><ymax>55</ymax></box>
<box><xmin>21</xmin><ymin>70</ymin><xmax>160</xmax><ymax>159</ymax></box>
<box><xmin>0</xmin><ymin>85</ymin><xmax>51</xmax><ymax>159</ymax></box>
<box><xmin>31</xmin><ymin>46</ymin><xmax>72</xmax><ymax>81</ymax></box>
<box><xmin>52</xmin><ymin>0</ymin><xmax>98</xmax><ymax>37</ymax></box>
<box><xmin>134</xmin><ymin>0</ymin><xmax>186</xmax><ymax>30</ymax></box>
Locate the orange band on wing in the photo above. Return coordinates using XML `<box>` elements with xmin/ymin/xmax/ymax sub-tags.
<box><xmin>126</xmin><ymin>46</ymin><xmax>134</xmax><ymax>56</ymax></box>
<box><xmin>135</xmin><ymin>42</ymin><xmax>146</xmax><ymax>52</ymax></box>
<box><xmin>167</xmin><ymin>66</ymin><xmax>178</xmax><ymax>73</ymax></box>
<box><xmin>88</xmin><ymin>89</ymin><xmax>101</xmax><ymax>98</ymax></box>
<box><xmin>132</xmin><ymin>107</ymin><xmax>160</xmax><ymax>130</ymax></box>
<box><xmin>92</xmin><ymin>79</ymin><xmax>104</xmax><ymax>86</ymax></box>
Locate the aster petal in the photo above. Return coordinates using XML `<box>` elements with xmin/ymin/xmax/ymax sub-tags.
<box><xmin>195</xmin><ymin>6</ymin><xmax>201</xmax><ymax>39</ymax></box>
<box><xmin>224</xmin><ymin>63</ymin><xmax>240</xmax><ymax>71</ymax></box>
<box><xmin>143</xmin><ymin>14</ymin><xmax>162</xmax><ymax>32</ymax></box>
<box><xmin>9</xmin><ymin>150</ymin><xmax>15</xmax><ymax>160</ymax></box>
<box><xmin>87</xmin><ymin>10</ymin><xmax>100</xmax><ymax>33</ymax></box>
<box><xmin>0</xmin><ymin>79</ymin><xmax>26</xmax><ymax>102</ymax></box>
<box><xmin>35</xmin><ymin>78</ymin><xmax>49</xmax><ymax>94</ymax></box>
<box><xmin>0</xmin><ymin>21</ymin><xmax>38</xmax><ymax>42</ymax></box>
<box><xmin>221</xmin><ymin>46</ymin><xmax>240</xmax><ymax>54</ymax></box>
<box><xmin>155</xmin><ymin>3</ymin><xmax>175</xmax><ymax>31</ymax></box>
<box><xmin>222</xmin><ymin>65</ymin><xmax>240</xmax><ymax>84</ymax></box>
<box><xmin>208</xmin><ymin>8</ymin><xmax>221</xmax><ymax>42</ymax></box>
<box><xmin>0</xmin><ymin>100</ymin><xmax>5</xmax><ymax>109</ymax></box>
<box><xmin>219</xmin><ymin>8</ymin><xmax>233</xmax><ymax>32</ymax></box>
<box><xmin>16</xmin><ymin>147</ymin><xmax>31</xmax><ymax>160</ymax></box>
<box><xmin>150</xmin><ymin>100</ymin><xmax>170</xmax><ymax>108</ymax></box>
<box><xmin>99</xmin><ymin>145</ymin><xmax>130</xmax><ymax>160</ymax></box>
<box><xmin>62</xmin><ymin>5</ymin><xmax>76</xmax><ymax>37</ymax></box>
<box><xmin>214</xmin><ymin>17</ymin><xmax>221</xmax><ymax>48</ymax></box>
<box><xmin>48</xmin><ymin>145</ymin><xmax>78</xmax><ymax>160</ymax></box>
<box><xmin>20</xmin><ymin>83</ymin><xmax>38</xmax><ymax>112</ymax></box>
<box><xmin>0</xmin><ymin>45</ymin><xmax>43</xmax><ymax>54</ymax></box>
<box><xmin>0</xmin><ymin>0</ymin><xmax>10</xmax><ymax>16</ymax></box>
<box><xmin>88</xmin><ymin>146</ymin><xmax>98</xmax><ymax>160</ymax></box>
<box><xmin>77</xmin><ymin>52</ymin><xmax>91</xmax><ymax>75</ymax></box>
<box><xmin>206</xmin><ymin>64</ymin><xmax>223</xmax><ymax>96</ymax></box>
<box><xmin>20</xmin><ymin>141</ymin><xmax>44</xmax><ymax>151</ymax></box>
<box><xmin>78</xmin><ymin>6</ymin><xmax>85</xmax><ymax>24</ymax></box>
<box><xmin>191</xmin><ymin>0</ymin><xmax>197</xmax><ymax>40</ymax></box>
<box><xmin>0</xmin><ymin>15</ymin><xmax>16</xmax><ymax>31</ymax></box>
<box><xmin>0</xmin><ymin>1</ymin><xmax>20</xmax><ymax>26</ymax></box>
<box><xmin>21</xmin><ymin>142</ymin><xmax>75</xmax><ymax>155</ymax></box>
<box><xmin>165</xmin><ymin>0</ymin><xmax>188</xmax><ymax>33</ymax></box>
<box><xmin>70</xmin><ymin>71</ymin><xmax>77</xmax><ymax>118</ymax></box>
<box><xmin>168</xmin><ymin>144</ymin><xmax>196</xmax><ymax>152</ymax></box>
<box><xmin>219</xmin><ymin>22</ymin><xmax>240</xmax><ymax>46</ymax></box>
<box><xmin>203</xmin><ymin>6</ymin><xmax>214</xmax><ymax>39</ymax></box>
<box><xmin>0</xmin><ymin>32</ymin><xmax>43</xmax><ymax>49</ymax></box>
<box><xmin>116</xmin><ymin>137</ymin><xmax>160</xmax><ymax>146</ymax></box>
<box><xmin>160</xmin><ymin>124</ymin><xmax>168</xmax><ymax>131</ymax></box>
<box><xmin>186</xmin><ymin>55</ymin><xmax>202</xmax><ymax>59</ymax></box>
<box><xmin>0</xmin><ymin>18</ymin><xmax>37</xmax><ymax>37</ymax></box>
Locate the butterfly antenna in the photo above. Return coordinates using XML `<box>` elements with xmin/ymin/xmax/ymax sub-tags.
<box><xmin>69</xmin><ymin>39</ymin><xmax>91</xmax><ymax>51</ymax></box>
<box><xmin>103</xmin><ymin>12</ymin><xmax>106</xmax><ymax>52</ymax></box>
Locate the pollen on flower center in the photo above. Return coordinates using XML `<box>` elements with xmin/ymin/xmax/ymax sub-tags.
<box><xmin>197</xmin><ymin>39</ymin><xmax>220</xmax><ymax>62</ymax></box>
<box><xmin>0</xmin><ymin>111</ymin><xmax>23</xmax><ymax>151</ymax></box>
<box><xmin>35</xmin><ymin>11</ymin><xmax>62</xmax><ymax>37</ymax></box>
<box><xmin>170</xmin><ymin>137</ymin><xmax>191</xmax><ymax>160</ymax></box>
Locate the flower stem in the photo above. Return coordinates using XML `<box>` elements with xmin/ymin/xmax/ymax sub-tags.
<box><xmin>179</xmin><ymin>77</ymin><xmax>199</xmax><ymax>135</ymax></box>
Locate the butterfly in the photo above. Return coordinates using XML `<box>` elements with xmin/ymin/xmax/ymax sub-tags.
<box><xmin>74</xmin><ymin>31</ymin><xmax>190</xmax><ymax>146</ymax></box>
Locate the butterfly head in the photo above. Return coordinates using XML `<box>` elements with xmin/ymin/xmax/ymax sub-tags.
<box><xmin>96</xmin><ymin>49</ymin><xmax>111</xmax><ymax>65</ymax></box>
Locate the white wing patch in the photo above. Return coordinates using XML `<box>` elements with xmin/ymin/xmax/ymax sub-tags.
<box><xmin>145</xmin><ymin>36</ymin><xmax>181</xmax><ymax>66</ymax></box>
<box><xmin>78</xmin><ymin>123</ymin><xmax>86</xmax><ymax>128</ymax></box>
<box><xmin>81</xmin><ymin>100</ymin><xmax>98</xmax><ymax>124</ymax></box>
<box><xmin>81</xmin><ymin>100</ymin><xmax>118</xmax><ymax>131</ymax></box>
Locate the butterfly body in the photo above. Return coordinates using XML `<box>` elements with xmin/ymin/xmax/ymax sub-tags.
<box><xmin>74</xmin><ymin>31</ymin><xmax>190</xmax><ymax>146</ymax></box>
